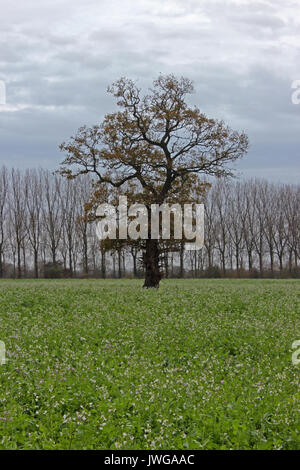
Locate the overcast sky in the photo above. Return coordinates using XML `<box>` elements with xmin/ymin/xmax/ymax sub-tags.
<box><xmin>0</xmin><ymin>0</ymin><xmax>300</xmax><ymax>182</ymax></box>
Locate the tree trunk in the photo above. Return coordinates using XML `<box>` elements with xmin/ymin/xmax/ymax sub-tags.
<box><xmin>221</xmin><ymin>250</ymin><xmax>226</xmax><ymax>276</ymax></box>
<box><xmin>83</xmin><ymin>231</ymin><xmax>88</xmax><ymax>275</ymax></box>
<box><xmin>118</xmin><ymin>249</ymin><xmax>122</xmax><ymax>278</ymax></box>
<box><xmin>69</xmin><ymin>246</ymin><xmax>73</xmax><ymax>277</ymax></box>
<box><xmin>101</xmin><ymin>248</ymin><xmax>106</xmax><ymax>279</ymax></box>
<box><xmin>259</xmin><ymin>253</ymin><xmax>263</xmax><ymax>278</ymax></box>
<box><xmin>269</xmin><ymin>248</ymin><xmax>274</xmax><ymax>276</ymax></box>
<box><xmin>248</xmin><ymin>251</ymin><xmax>252</xmax><ymax>272</ymax></box>
<box><xmin>34</xmin><ymin>249</ymin><xmax>39</xmax><ymax>278</ymax></box>
<box><xmin>235</xmin><ymin>246</ymin><xmax>240</xmax><ymax>277</ymax></box>
<box><xmin>132</xmin><ymin>252</ymin><xmax>137</xmax><ymax>277</ymax></box>
<box><xmin>289</xmin><ymin>250</ymin><xmax>293</xmax><ymax>273</ymax></box>
<box><xmin>180</xmin><ymin>241</ymin><xmax>184</xmax><ymax>278</ymax></box>
<box><xmin>0</xmin><ymin>248</ymin><xmax>3</xmax><ymax>278</ymax></box>
<box><xmin>112</xmin><ymin>254</ymin><xmax>116</xmax><ymax>278</ymax></box>
<box><xmin>143</xmin><ymin>239</ymin><xmax>162</xmax><ymax>288</ymax></box>
<box><xmin>22</xmin><ymin>244</ymin><xmax>26</xmax><ymax>278</ymax></box>
<box><xmin>17</xmin><ymin>243</ymin><xmax>22</xmax><ymax>279</ymax></box>
<box><xmin>164</xmin><ymin>252</ymin><xmax>169</xmax><ymax>279</ymax></box>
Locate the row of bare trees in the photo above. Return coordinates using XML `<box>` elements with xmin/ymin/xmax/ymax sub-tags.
<box><xmin>0</xmin><ymin>167</ymin><xmax>97</xmax><ymax>279</ymax></box>
<box><xmin>0</xmin><ymin>166</ymin><xmax>299</xmax><ymax>279</ymax></box>
<box><xmin>199</xmin><ymin>179</ymin><xmax>300</xmax><ymax>277</ymax></box>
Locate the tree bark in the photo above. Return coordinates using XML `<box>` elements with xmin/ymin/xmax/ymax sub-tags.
<box><xmin>143</xmin><ymin>239</ymin><xmax>162</xmax><ymax>288</ymax></box>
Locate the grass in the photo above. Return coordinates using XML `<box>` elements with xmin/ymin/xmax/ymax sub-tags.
<box><xmin>0</xmin><ymin>278</ymin><xmax>299</xmax><ymax>450</ymax></box>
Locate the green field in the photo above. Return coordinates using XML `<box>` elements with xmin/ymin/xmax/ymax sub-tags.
<box><xmin>0</xmin><ymin>279</ymin><xmax>299</xmax><ymax>450</ymax></box>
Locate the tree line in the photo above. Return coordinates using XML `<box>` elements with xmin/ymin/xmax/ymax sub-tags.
<box><xmin>0</xmin><ymin>165</ymin><xmax>299</xmax><ymax>279</ymax></box>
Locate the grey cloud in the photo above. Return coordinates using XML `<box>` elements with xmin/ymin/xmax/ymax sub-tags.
<box><xmin>0</xmin><ymin>0</ymin><xmax>299</xmax><ymax>182</ymax></box>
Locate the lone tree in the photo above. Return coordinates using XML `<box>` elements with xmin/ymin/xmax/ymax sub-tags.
<box><xmin>59</xmin><ymin>75</ymin><xmax>248</xmax><ymax>288</ymax></box>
